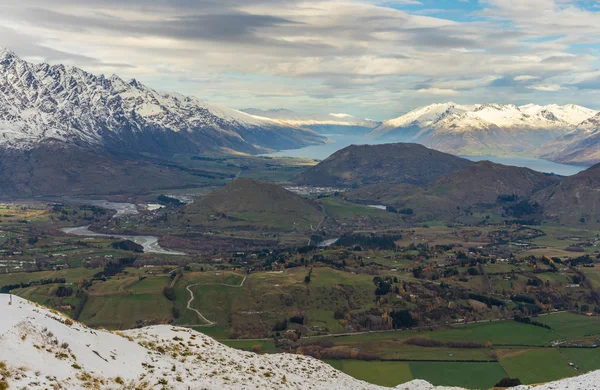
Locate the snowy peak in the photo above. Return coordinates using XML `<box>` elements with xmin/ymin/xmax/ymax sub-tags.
<box><xmin>0</xmin><ymin>48</ymin><xmax>323</xmax><ymax>155</ymax></box>
<box><xmin>372</xmin><ymin>102</ymin><xmax>598</xmax><ymax>138</ymax></box>
<box><xmin>577</xmin><ymin>112</ymin><xmax>600</xmax><ymax>133</ymax></box>
<box><xmin>0</xmin><ymin>48</ymin><xmax>17</xmax><ymax>62</ymax></box>
<box><xmin>519</xmin><ymin>103</ymin><xmax>598</xmax><ymax>126</ymax></box>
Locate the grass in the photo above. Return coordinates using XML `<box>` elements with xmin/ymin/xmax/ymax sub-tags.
<box><xmin>410</xmin><ymin>361</ymin><xmax>507</xmax><ymax>389</ymax></box>
<box><xmin>78</xmin><ymin>293</ymin><xmax>173</xmax><ymax>329</ymax></box>
<box><xmin>536</xmin><ymin>312</ymin><xmax>600</xmax><ymax>339</ymax></box>
<box><xmin>424</xmin><ymin>321</ymin><xmax>556</xmax><ymax>346</ymax></box>
<box><xmin>560</xmin><ymin>348</ymin><xmax>600</xmax><ymax>373</ymax></box>
<box><xmin>326</xmin><ymin>360</ymin><xmax>413</xmax><ymax>387</ymax></box>
<box><xmin>220</xmin><ymin>339</ymin><xmax>279</xmax><ymax>353</ymax></box>
<box><xmin>173</xmin><ymin>268</ymin><xmax>377</xmax><ymax>335</ymax></box>
<box><xmin>498</xmin><ymin>348</ymin><xmax>576</xmax><ymax>384</ymax></box>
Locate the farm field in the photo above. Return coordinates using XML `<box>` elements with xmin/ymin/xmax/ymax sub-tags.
<box><xmin>561</xmin><ymin>348</ymin><xmax>600</xmax><ymax>373</ymax></box>
<box><xmin>498</xmin><ymin>348</ymin><xmax>576</xmax><ymax>384</ymax></box>
<box><xmin>325</xmin><ymin>360</ymin><xmax>506</xmax><ymax>389</ymax></box>
<box><xmin>173</xmin><ymin>268</ymin><xmax>379</xmax><ymax>336</ymax></box>
<box><xmin>535</xmin><ymin>312</ymin><xmax>600</xmax><ymax>340</ymax></box>
<box><xmin>326</xmin><ymin>360</ymin><xmax>413</xmax><ymax>387</ymax></box>
<box><xmin>410</xmin><ymin>361</ymin><xmax>506</xmax><ymax>389</ymax></box>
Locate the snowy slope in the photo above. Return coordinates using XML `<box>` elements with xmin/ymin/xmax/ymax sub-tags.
<box><xmin>373</xmin><ymin>102</ymin><xmax>597</xmax><ymax>138</ymax></box>
<box><xmin>519</xmin><ymin>104</ymin><xmax>598</xmax><ymax>126</ymax></box>
<box><xmin>539</xmin><ymin>112</ymin><xmax>600</xmax><ymax>165</ymax></box>
<box><xmin>1</xmin><ymin>295</ymin><xmax>600</xmax><ymax>389</ymax></box>
<box><xmin>369</xmin><ymin>102</ymin><xmax>598</xmax><ymax>156</ymax></box>
<box><xmin>370</xmin><ymin>102</ymin><xmax>471</xmax><ymax>138</ymax></box>
<box><xmin>0</xmin><ymin>48</ymin><xmax>323</xmax><ymax>155</ymax></box>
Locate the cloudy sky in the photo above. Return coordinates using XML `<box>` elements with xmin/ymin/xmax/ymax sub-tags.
<box><xmin>1</xmin><ymin>0</ymin><xmax>599</xmax><ymax>120</ymax></box>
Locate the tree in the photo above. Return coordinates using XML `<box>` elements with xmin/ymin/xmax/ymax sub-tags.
<box><xmin>494</xmin><ymin>378</ymin><xmax>522</xmax><ymax>387</ymax></box>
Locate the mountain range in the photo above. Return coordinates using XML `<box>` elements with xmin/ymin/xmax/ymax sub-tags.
<box><xmin>2</xmin><ymin>294</ymin><xmax>599</xmax><ymax>389</ymax></box>
<box><xmin>242</xmin><ymin>108</ymin><xmax>380</xmax><ymax>135</ymax></box>
<box><xmin>369</xmin><ymin>102</ymin><xmax>600</xmax><ymax>164</ymax></box>
<box><xmin>0</xmin><ymin>48</ymin><xmax>323</xmax><ymax>155</ymax></box>
<box><xmin>0</xmin><ymin>48</ymin><xmax>326</xmax><ymax>196</ymax></box>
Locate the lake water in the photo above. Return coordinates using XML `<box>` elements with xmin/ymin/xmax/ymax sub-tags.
<box><xmin>463</xmin><ymin>155</ymin><xmax>587</xmax><ymax>176</ymax></box>
<box><xmin>266</xmin><ymin>134</ymin><xmax>588</xmax><ymax>176</ymax></box>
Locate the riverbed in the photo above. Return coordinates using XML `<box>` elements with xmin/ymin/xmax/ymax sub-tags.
<box><xmin>61</xmin><ymin>200</ymin><xmax>185</xmax><ymax>256</ymax></box>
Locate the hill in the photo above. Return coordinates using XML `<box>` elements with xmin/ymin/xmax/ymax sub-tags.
<box><xmin>2</xmin><ymin>295</ymin><xmax>599</xmax><ymax>389</ymax></box>
<box><xmin>533</xmin><ymin>163</ymin><xmax>600</xmax><ymax>227</ymax></box>
<box><xmin>181</xmin><ymin>178</ymin><xmax>324</xmax><ymax>230</ymax></box>
<box><xmin>0</xmin><ymin>144</ymin><xmax>207</xmax><ymax>196</ymax></box>
<box><xmin>291</xmin><ymin>143</ymin><xmax>472</xmax><ymax>187</ymax></box>
<box><xmin>347</xmin><ymin>161</ymin><xmax>558</xmax><ymax>221</ymax></box>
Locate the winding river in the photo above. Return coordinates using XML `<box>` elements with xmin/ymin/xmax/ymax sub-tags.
<box><xmin>61</xmin><ymin>199</ymin><xmax>185</xmax><ymax>256</ymax></box>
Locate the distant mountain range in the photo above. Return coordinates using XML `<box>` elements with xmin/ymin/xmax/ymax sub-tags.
<box><xmin>369</xmin><ymin>102</ymin><xmax>600</xmax><ymax>165</ymax></box>
<box><xmin>242</xmin><ymin>108</ymin><xmax>380</xmax><ymax>135</ymax></box>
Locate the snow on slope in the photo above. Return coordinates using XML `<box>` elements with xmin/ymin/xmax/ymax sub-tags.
<box><xmin>1</xmin><ymin>295</ymin><xmax>599</xmax><ymax>390</ymax></box>
<box><xmin>520</xmin><ymin>104</ymin><xmax>598</xmax><ymax>126</ymax></box>
<box><xmin>372</xmin><ymin>102</ymin><xmax>598</xmax><ymax>138</ymax></box>
<box><xmin>0</xmin><ymin>48</ymin><xmax>322</xmax><ymax>154</ymax></box>
<box><xmin>376</xmin><ymin>102</ymin><xmax>471</xmax><ymax>131</ymax></box>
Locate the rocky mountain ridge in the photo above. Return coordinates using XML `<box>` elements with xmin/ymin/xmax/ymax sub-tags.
<box><xmin>0</xmin><ymin>48</ymin><xmax>323</xmax><ymax>156</ymax></box>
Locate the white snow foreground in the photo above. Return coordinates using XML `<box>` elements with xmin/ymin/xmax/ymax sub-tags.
<box><xmin>1</xmin><ymin>295</ymin><xmax>599</xmax><ymax>390</ymax></box>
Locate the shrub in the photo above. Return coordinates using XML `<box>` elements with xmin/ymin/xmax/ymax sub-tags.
<box><xmin>252</xmin><ymin>345</ymin><xmax>262</xmax><ymax>353</ymax></box>
<box><xmin>163</xmin><ymin>287</ymin><xmax>175</xmax><ymax>301</ymax></box>
<box><xmin>495</xmin><ymin>377</ymin><xmax>522</xmax><ymax>387</ymax></box>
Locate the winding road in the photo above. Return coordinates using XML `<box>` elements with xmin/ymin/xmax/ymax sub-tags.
<box><xmin>185</xmin><ymin>274</ymin><xmax>247</xmax><ymax>327</ymax></box>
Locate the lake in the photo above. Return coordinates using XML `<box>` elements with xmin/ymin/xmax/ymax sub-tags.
<box><xmin>266</xmin><ymin>134</ymin><xmax>588</xmax><ymax>176</ymax></box>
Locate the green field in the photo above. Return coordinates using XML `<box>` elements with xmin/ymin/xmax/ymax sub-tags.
<box><xmin>326</xmin><ymin>360</ymin><xmax>413</xmax><ymax>387</ymax></box>
<box><xmin>498</xmin><ymin>348</ymin><xmax>576</xmax><ymax>384</ymax></box>
<box><xmin>536</xmin><ymin>312</ymin><xmax>600</xmax><ymax>339</ymax></box>
<box><xmin>560</xmin><ymin>348</ymin><xmax>600</xmax><ymax>373</ymax></box>
<box><xmin>325</xmin><ymin>360</ymin><xmax>506</xmax><ymax>389</ymax></box>
<box><xmin>410</xmin><ymin>361</ymin><xmax>506</xmax><ymax>389</ymax></box>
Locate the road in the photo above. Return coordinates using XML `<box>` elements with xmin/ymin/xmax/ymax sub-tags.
<box><xmin>184</xmin><ymin>275</ymin><xmax>247</xmax><ymax>327</ymax></box>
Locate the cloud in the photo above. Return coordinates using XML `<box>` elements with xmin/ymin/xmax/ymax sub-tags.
<box><xmin>415</xmin><ymin>88</ymin><xmax>460</xmax><ymax>96</ymax></box>
<box><xmin>0</xmin><ymin>0</ymin><xmax>598</xmax><ymax>119</ymax></box>
<box><xmin>527</xmin><ymin>84</ymin><xmax>564</xmax><ymax>92</ymax></box>
<box><xmin>514</xmin><ymin>75</ymin><xmax>540</xmax><ymax>81</ymax></box>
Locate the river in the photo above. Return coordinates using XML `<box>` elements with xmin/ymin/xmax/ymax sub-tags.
<box><xmin>266</xmin><ymin>134</ymin><xmax>588</xmax><ymax>176</ymax></box>
<box><xmin>61</xmin><ymin>200</ymin><xmax>185</xmax><ymax>256</ymax></box>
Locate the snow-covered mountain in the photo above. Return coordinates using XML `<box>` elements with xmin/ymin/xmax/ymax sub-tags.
<box><xmin>370</xmin><ymin>102</ymin><xmax>598</xmax><ymax>156</ymax></box>
<box><xmin>2</xmin><ymin>295</ymin><xmax>599</xmax><ymax>389</ymax></box>
<box><xmin>0</xmin><ymin>48</ymin><xmax>323</xmax><ymax>155</ymax></box>
<box><xmin>242</xmin><ymin>108</ymin><xmax>380</xmax><ymax>135</ymax></box>
<box><xmin>540</xmin><ymin>112</ymin><xmax>600</xmax><ymax>165</ymax></box>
